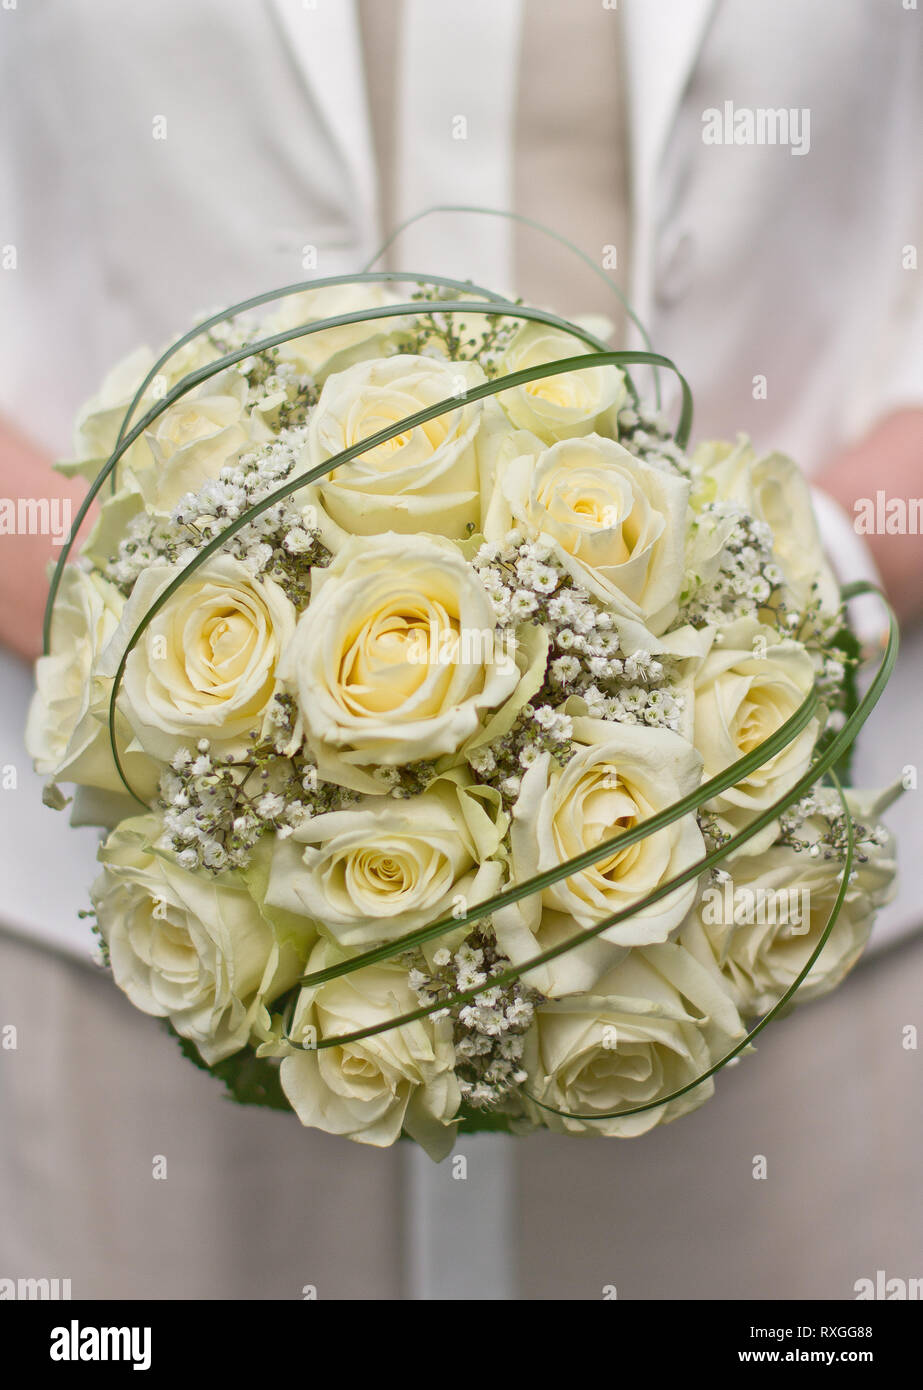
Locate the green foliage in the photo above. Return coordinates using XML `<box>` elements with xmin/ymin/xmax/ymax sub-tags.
<box><xmin>453</xmin><ymin>1104</ymin><xmax>516</xmax><ymax>1136</ymax></box>
<box><xmin>164</xmin><ymin>1023</ymin><xmax>291</xmax><ymax>1111</ymax></box>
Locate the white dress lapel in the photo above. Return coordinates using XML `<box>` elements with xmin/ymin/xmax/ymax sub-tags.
<box><xmin>622</xmin><ymin>0</ymin><xmax>717</xmax><ymax>330</ymax></box>
<box><xmin>266</xmin><ymin>0</ymin><xmax>712</xmax><ymax>304</ymax></box>
<box><xmin>269</xmin><ymin>0</ymin><xmax>379</xmax><ymax>249</ymax></box>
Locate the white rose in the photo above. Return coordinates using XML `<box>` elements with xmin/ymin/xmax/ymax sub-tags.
<box><xmin>93</xmin><ymin>815</ymin><xmax>307</xmax><ymax>1064</ymax></box>
<box><xmin>100</xmin><ymin>555</ymin><xmax>297</xmax><ymax>762</ymax></box>
<box><xmin>302</xmin><ymin>353</ymin><xmax>508</xmax><ymax>539</ymax></box>
<box><xmin>26</xmin><ymin>564</ymin><xmax>158</xmax><ymax>800</ymax></box>
<box><xmin>60</xmin><ymin>338</ymin><xmax>228</xmax><ymax>484</ymax></box>
<box><xmin>269</xmin><ymin>282</ymin><xmax>410</xmax><ymax>381</ymax></box>
<box><xmin>495</xmin><ymin>718</ymin><xmax>705</xmax><ymax>997</ymax></box>
<box><xmin>692</xmin><ymin>436</ymin><xmax>839</xmax><ymax>613</ymax></box>
<box><xmin>130</xmin><ymin>368</ymin><xmax>272</xmax><ymax>516</ymax></box>
<box><xmin>281</xmin><ymin>533</ymin><xmax>525</xmax><ymax>791</ymax></box>
<box><xmin>496</xmin><ymin>322</ymin><xmax>626</xmax><ymax>444</ymax></box>
<box><xmin>681</xmin><ymin>788</ymin><xmax>897</xmax><ymax>1017</ymax></box>
<box><xmin>522</xmin><ymin>941</ymin><xmax>744</xmax><ymax>1136</ymax></box>
<box><xmin>266</xmin><ymin>772</ymin><xmax>507</xmax><ymax>950</ymax></box>
<box><xmin>693</xmin><ymin>617</ymin><xmax>820</xmax><ymax>853</ymax></box>
<box><xmin>487</xmin><ymin>433</ymin><xmax>690</xmax><ymax>632</ymax></box>
<box><xmin>280</xmin><ymin>941</ymin><xmax>460</xmax><ymax>1157</ymax></box>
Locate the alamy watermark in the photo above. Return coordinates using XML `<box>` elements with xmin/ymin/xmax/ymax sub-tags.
<box><xmin>0</xmin><ymin>1275</ymin><xmax>71</xmax><ymax>1299</ymax></box>
<box><xmin>0</xmin><ymin>496</ymin><xmax>72</xmax><ymax>545</ymax></box>
<box><xmin>701</xmin><ymin>102</ymin><xmax>811</xmax><ymax>156</ymax></box>
<box><xmin>853</xmin><ymin>492</ymin><xmax>923</xmax><ymax>535</ymax></box>
<box><xmin>854</xmin><ymin>1270</ymin><xmax>923</xmax><ymax>1300</ymax></box>
<box><xmin>50</xmin><ymin>1319</ymin><xmax>151</xmax><ymax>1371</ymax></box>
<box><xmin>405</xmin><ymin>626</ymin><xmax>518</xmax><ymax>670</ymax></box>
<box><xmin>700</xmin><ymin>882</ymin><xmax>811</xmax><ymax>934</ymax></box>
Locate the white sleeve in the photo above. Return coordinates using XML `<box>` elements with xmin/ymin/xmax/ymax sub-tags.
<box><xmin>811</xmin><ymin>486</ymin><xmax>890</xmax><ymax>649</ymax></box>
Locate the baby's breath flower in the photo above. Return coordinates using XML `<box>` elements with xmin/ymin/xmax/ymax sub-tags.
<box><xmin>105</xmin><ymin>424</ymin><xmax>330</xmax><ymax>605</ymax></box>
<box><xmin>407</xmin><ymin>925</ymin><xmax>539</xmax><ymax>1112</ymax></box>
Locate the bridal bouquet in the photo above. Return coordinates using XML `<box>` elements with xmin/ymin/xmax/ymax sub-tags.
<box><xmin>28</xmin><ymin>270</ymin><xmax>898</xmax><ymax>1157</ymax></box>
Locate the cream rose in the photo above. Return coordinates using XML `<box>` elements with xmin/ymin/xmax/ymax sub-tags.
<box><xmin>496</xmin><ymin>322</ymin><xmax>626</xmax><ymax>444</ymax></box>
<box><xmin>281</xmin><ymin>532</ymin><xmax>526</xmax><ymax>791</ymax></box>
<box><xmin>302</xmin><ymin>352</ymin><xmax>513</xmax><ymax>539</ymax></box>
<box><xmin>693</xmin><ymin>617</ymin><xmax>819</xmax><ymax>852</ymax></box>
<box><xmin>487</xmin><ymin>433</ymin><xmax>690</xmax><ymax>632</ymax></box>
<box><xmin>60</xmin><ymin>337</ymin><xmax>228</xmax><ymax>484</ymax></box>
<box><xmin>266</xmin><ymin>772</ymin><xmax>507</xmax><ymax>949</ymax></box>
<box><xmin>131</xmin><ymin>367</ymin><xmax>273</xmax><ymax>516</ymax></box>
<box><xmin>26</xmin><ymin>564</ymin><xmax>158</xmax><ymax>802</ymax></box>
<box><xmin>692</xmin><ymin>436</ymin><xmax>839</xmax><ymax>614</ymax></box>
<box><xmin>494</xmin><ymin>717</ymin><xmax>705</xmax><ymax>997</ymax></box>
<box><xmin>522</xmin><ymin>941</ymin><xmax>744</xmax><ymax>1136</ymax></box>
<box><xmin>681</xmin><ymin>787</ymin><xmax>897</xmax><ymax>1017</ymax></box>
<box><xmin>280</xmin><ymin>941</ymin><xmax>460</xmax><ymax>1156</ymax></box>
<box><xmin>269</xmin><ymin>282</ymin><xmax>410</xmax><ymax>381</ymax></box>
<box><xmin>99</xmin><ymin>554</ymin><xmax>297</xmax><ymax>762</ymax></box>
<box><xmin>93</xmin><ymin>815</ymin><xmax>307</xmax><ymax>1064</ymax></box>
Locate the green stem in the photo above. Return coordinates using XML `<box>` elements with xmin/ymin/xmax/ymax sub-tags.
<box><xmin>300</xmin><ymin>690</ymin><xmax>819</xmax><ymax>987</ymax></box>
<box><xmin>102</xmin><ymin>344</ymin><xmax>691</xmax><ymax>803</ymax></box>
<box><xmin>361</xmin><ymin>204</ymin><xmax>661</xmax><ymax>407</ymax></box>
<box><xmin>45</xmin><ymin>293</ymin><xmax>681</xmax><ymax>653</ymax></box>
<box><xmin>288</xmin><ymin>582</ymin><xmax>895</xmax><ymax>1052</ymax></box>
<box><xmin>525</xmin><ymin>768</ymin><xmax>856</xmax><ymax>1122</ymax></box>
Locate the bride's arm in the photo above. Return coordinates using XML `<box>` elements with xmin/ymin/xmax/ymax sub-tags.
<box><xmin>0</xmin><ymin>417</ymin><xmax>89</xmax><ymax>662</ymax></box>
<box><xmin>815</xmin><ymin>408</ymin><xmax>923</xmax><ymax>628</ymax></box>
